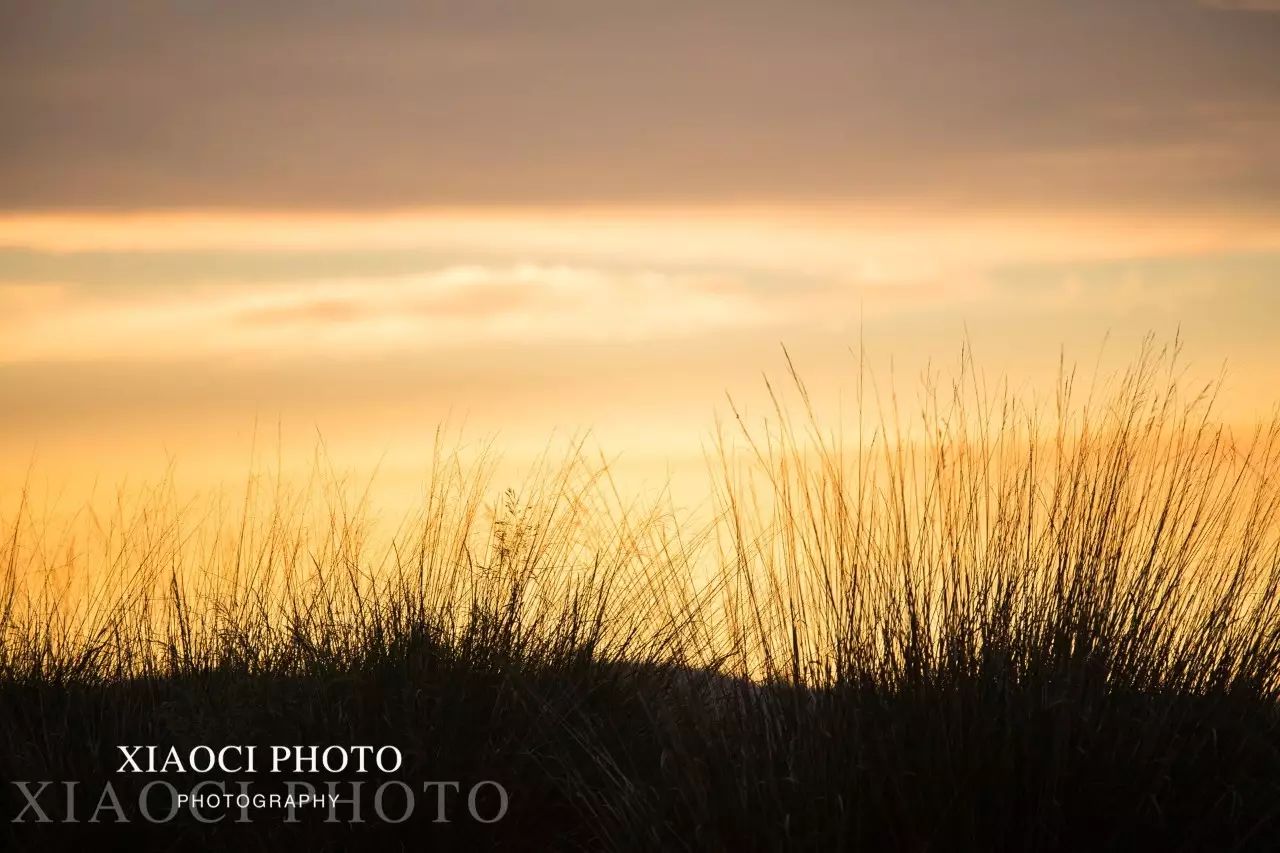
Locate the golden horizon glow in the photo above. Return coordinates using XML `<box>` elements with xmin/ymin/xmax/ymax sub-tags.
<box><xmin>4</xmin><ymin>205</ymin><xmax>1280</xmax><ymax>514</ymax></box>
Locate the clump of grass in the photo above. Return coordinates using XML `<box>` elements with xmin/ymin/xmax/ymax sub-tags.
<box><xmin>2</xmin><ymin>339</ymin><xmax>1279</xmax><ymax>850</ymax></box>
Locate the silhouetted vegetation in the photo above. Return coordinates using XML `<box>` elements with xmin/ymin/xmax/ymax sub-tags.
<box><xmin>3</xmin><ymin>341</ymin><xmax>1279</xmax><ymax>850</ymax></box>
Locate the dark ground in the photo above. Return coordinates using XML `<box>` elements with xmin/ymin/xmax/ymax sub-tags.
<box><xmin>3</xmin><ymin>648</ymin><xmax>1279</xmax><ymax>852</ymax></box>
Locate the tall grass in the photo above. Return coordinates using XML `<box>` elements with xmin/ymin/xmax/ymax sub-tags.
<box><xmin>2</xmin><ymin>339</ymin><xmax>1279</xmax><ymax>850</ymax></box>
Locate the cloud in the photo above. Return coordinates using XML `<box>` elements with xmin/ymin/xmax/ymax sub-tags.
<box><xmin>0</xmin><ymin>265</ymin><xmax>781</xmax><ymax>363</ymax></box>
<box><xmin>0</xmin><ymin>253</ymin><xmax>1018</xmax><ymax>366</ymax></box>
<box><xmin>2</xmin><ymin>3</ymin><xmax>1279</xmax><ymax>212</ymax></box>
<box><xmin>1200</xmin><ymin>0</ymin><xmax>1280</xmax><ymax>10</ymax></box>
<box><xmin>0</xmin><ymin>282</ymin><xmax>66</xmax><ymax>316</ymax></box>
<box><xmin>237</xmin><ymin>296</ymin><xmax>371</xmax><ymax>326</ymax></box>
<box><xmin>6</xmin><ymin>209</ymin><xmax>1280</xmax><ymax>272</ymax></box>
<box><xmin>5</xmin><ymin>208</ymin><xmax>1280</xmax><ymax>369</ymax></box>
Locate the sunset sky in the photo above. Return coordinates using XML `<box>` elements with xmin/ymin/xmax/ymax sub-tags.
<box><xmin>2</xmin><ymin>1</ymin><xmax>1279</xmax><ymax>509</ymax></box>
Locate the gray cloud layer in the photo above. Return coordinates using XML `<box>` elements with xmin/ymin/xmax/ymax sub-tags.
<box><xmin>2</xmin><ymin>1</ymin><xmax>1279</xmax><ymax>210</ymax></box>
<box><xmin>1201</xmin><ymin>1</ymin><xmax>1280</xmax><ymax>10</ymax></box>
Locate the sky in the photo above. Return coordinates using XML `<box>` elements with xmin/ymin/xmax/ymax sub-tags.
<box><xmin>2</xmin><ymin>1</ymin><xmax>1280</xmax><ymax>511</ymax></box>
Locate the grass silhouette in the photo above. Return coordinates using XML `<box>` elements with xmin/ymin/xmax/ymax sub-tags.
<box><xmin>2</xmin><ymin>339</ymin><xmax>1279</xmax><ymax>850</ymax></box>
